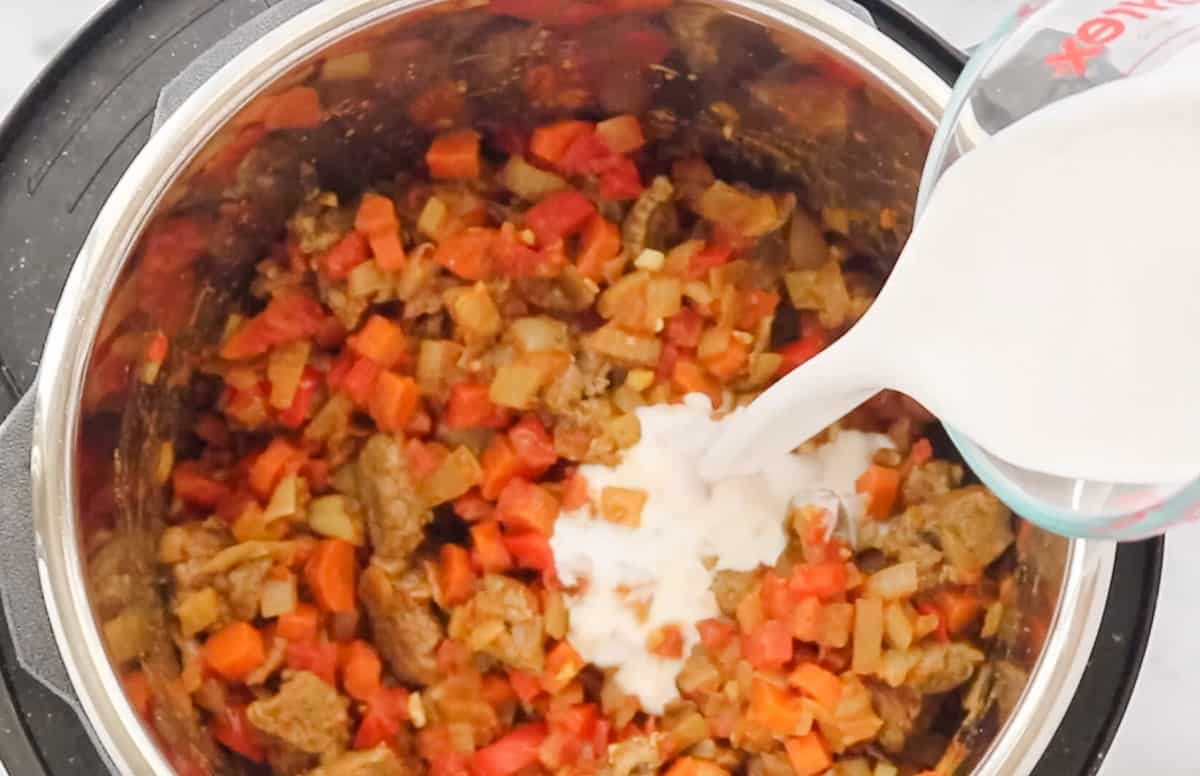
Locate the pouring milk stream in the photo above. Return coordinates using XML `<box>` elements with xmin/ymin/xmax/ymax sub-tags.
<box><xmin>701</xmin><ymin>52</ymin><xmax>1200</xmax><ymax>488</ymax></box>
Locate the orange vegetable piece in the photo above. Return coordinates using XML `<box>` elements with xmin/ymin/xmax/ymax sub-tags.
<box><xmin>249</xmin><ymin>438</ymin><xmax>302</xmax><ymax>499</ymax></box>
<box><xmin>480</xmin><ymin>436</ymin><xmax>528</xmax><ymax>500</ymax></box>
<box><xmin>205</xmin><ymin>622</ymin><xmax>266</xmax><ymax>682</ymax></box>
<box><xmin>321</xmin><ymin>231</ymin><xmax>371</xmax><ymax>280</ymax></box>
<box><xmin>741</xmin><ymin>620</ymin><xmax>793</xmax><ymax>671</ymax></box>
<box><xmin>789</xmin><ymin>663</ymin><xmax>843</xmax><ymax>711</ymax></box>
<box><xmin>856</xmin><ymin>464</ymin><xmax>901</xmax><ymax>519</ymax></box>
<box><xmin>471</xmin><ymin>521</ymin><xmax>513</xmax><ymax>573</ymax></box>
<box><xmin>347</xmin><ymin>315</ymin><xmax>408</xmax><ymax>369</ymax></box>
<box><xmin>369</xmin><ymin>230</ymin><xmax>407</xmax><ymax>271</ymax></box>
<box><xmin>785</xmin><ymin>733</ymin><xmax>832</xmax><ymax>776</ymax></box>
<box><xmin>696</xmin><ymin>618</ymin><xmax>737</xmax><ymax>651</ymax></box>
<box><xmin>934</xmin><ymin>588</ymin><xmax>983</xmax><ymax>636</ymax></box>
<box><xmin>355</xmin><ymin>193</ymin><xmax>399</xmax><ymax>237</ymax></box>
<box><xmin>496</xmin><ymin>478</ymin><xmax>560</xmax><ymax>535</ymax></box>
<box><xmin>341</xmin><ymin>356</ymin><xmax>382</xmax><ymax>406</ymax></box>
<box><xmin>434</xmin><ymin>227</ymin><xmax>496</xmax><ymax>281</ymax></box>
<box><xmin>123</xmin><ymin>671</ymin><xmax>153</xmax><ymax>719</ymax></box>
<box><xmin>446</xmin><ymin>382</ymin><xmax>509</xmax><ymax>430</ymax></box>
<box><xmin>277</xmin><ymin>603</ymin><xmax>321</xmax><ymax>642</ymax></box>
<box><xmin>438</xmin><ymin>545</ymin><xmax>476</xmax><ymax>606</ymax></box>
<box><xmin>594</xmin><ymin>114</ymin><xmax>646</xmax><ymax>154</ymax></box>
<box><xmin>529</xmin><ymin>120</ymin><xmax>593</xmax><ymax>165</ymax></box>
<box><xmin>746</xmin><ymin>679</ymin><xmax>809</xmax><ymax>736</ymax></box>
<box><xmin>672</xmin><ymin>358</ymin><xmax>720</xmax><ymax>405</ymax></box>
<box><xmin>305</xmin><ymin>539</ymin><xmax>358</xmax><ymax>613</ymax></box>
<box><xmin>508</xmin><ymin>669</ymin><xmax>544</xmax><ymax>704</ymax></box>
<box><xmin>790</xmin><ymin>596</ymin><xmax>823</xmax><ymax>643</ymax></box>
<box><xmin>427</xmin><ymin>129</ymin><xmax>482</xmax><ymax>180</ymax></box>
<box><xmin>263</xmin><ymin>86</ymin><xmax>323</xmax><ymax>131</ymax></box>
<box><xmin>370</xmin><ymin>372</ymin><xmax>421</xmax><ymax>433</ymax></box>
<box><xmin>560</xmin><ymin>470</ymin><xmax>590</xmax><ymax>511</ymax></box>
<box><xmin>341</xmin><ymin>641</ymin><xmax>383</xmax><ymax>701</ymax></box>
<box><xmin>576</xmin><ymin>215</ymin><xmax>621</xmax><ymax>280</ymax></box>
<box><xmin>663</xmin><ymin>757</ymin><xmax>729</xmax><ymax>776</ymax></box>
<box><xmin>542</xmin><ymin>641</ymin><xmax>585</xmax><ymax>693</ymax></box>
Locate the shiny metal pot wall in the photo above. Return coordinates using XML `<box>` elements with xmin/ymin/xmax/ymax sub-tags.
<box><xmin>30</xmin><ymin>0</ymin><xmax>1115</xmax><ymax>773</ymax></box>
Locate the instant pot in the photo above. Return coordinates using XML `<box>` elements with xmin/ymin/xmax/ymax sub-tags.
<box><xmin>0</xmin><ymin>0</ymin><xmax>1160</xmax><ymax>774</ymax></box>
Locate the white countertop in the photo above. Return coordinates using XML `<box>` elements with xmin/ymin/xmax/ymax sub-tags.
<box><xmin>0</xmin><ymin>0</ymin><xmax>1192</xmax><ymax>773</ymax></box>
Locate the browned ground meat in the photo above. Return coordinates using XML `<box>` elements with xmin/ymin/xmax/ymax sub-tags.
<box><xmin>303</xmin><ymin>746</ymin><xmax>409</xmax><ymax>776</ymax></box>
<box><xmin>869</xmin><ymin>683</ymin><xmax>927</xmax><ymax>754</ymax></box>
<box><xmin>248</xmin><ymin>671</ymin><xmax>351</xmax><ymax>759</ymax></box>
<box><xmin>359</xmin><ymin>564</ymin><xmax>443</xmax><ymax>685</ymax></box>
<box><xmin>355</xmin><ymin>435</ymin><xmax>432</xmax><ymax>570</ymax></box>
<box><xmin>913</xmin><ymin>487</ymin><xmax>1014</xmax><ymax>574</ymax></box>
<box><xmin>901</xmin><ymin>460</ymin><xmax>963</xmax><ymax>506</ymax></box>
<box><xmin>601</xmin><ymin>735</ymin><xmax>663</xmax><ymax>776</ymax></box>
<box><xmin>905</xmin><ymin>642</ymin><xmax>986</xmax><ymax>695</ymax></box>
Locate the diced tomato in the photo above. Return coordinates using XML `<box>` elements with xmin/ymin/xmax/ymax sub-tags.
<box><xmin>790</xmin><ymin>562</ymin><xmax>849</xmax><ymax>599</ymax></box>
<box><xmin>529</xmin><ymin>120</ymin><xmax>594</xmax><ymax>165</ymax></box>
<box><xmin>369</xmin><ymin>372</ymin><xmax>421</xmax><ymax>432</ymax></box>
<box><xmin>222</xmin><ymin>293</ymin><xmax>327</xmax><ymax>361</ymax></box>
<box><xmin>438</xmin><ymin>545</ymin><xmax>477</xmax><ymax>606</ymax></box>
<box><xmin>688</xmin><ymin>244</ymin><xmax>733</xmax><ymax>279</ymax></box>
<box><xmin>470</xmin><ymin>723</ymin><xmax>549</xmax><ymax>776</ymax></box>
<box><xmin>599</xmin><ymin>157</ymin><xmax>643</xmax><ymax>201</ymax></box>
<box><xmin>427</xmin><ymin>129</ymin><xmax>483</xmax><ymax>180</ymax></box>
<box><xmin>172</xmin><ymin>462</ymin><xmax>230</xmax><ymax>508</ymax></box>
<box><xmin>277</xmin><ymin>603</ymin><xmax>320</xmax><ymax>642</ymax></box>
<box><xmin>907</xmin><ymin>437</ymin><xmax>934</xmax><ymax>469</ymax></box>
<box><xmin>496</xmin><ymin>478</ymin><xmax>560</xmax><ymax>535</ymax></box>
<box><xmin>123</xmin><ymin>671</ymin><xmax>153</xmax><ymax>720</ymax></box>
<box><xmin>559</xmin><ymin>131</ymin><xmax>619</xmax><ymax>177</ymax></box>
<box><xmin>595</xmin><ymin>114</ymin><xmax>645</xmax><ymax>154</ymax></box>
<box><xmin>790</xmin><ymin>596</ymin><xmax>823</xmax><ymax>643</ymax></box>
<box><xmin>321</xmin><ymin>231</ymin><xmax>371</xmax><ymax>280</ymax></box>
<box><xmin>508</xmin><ymin>669</ymin><xmax>543</xmax><ymax>704</ymax></box>
<box><xmin>406</xmin><ymin>440</ymin><xmax>449</xmax><ymax>479</ymax></box>
<box><xmin>742</xmin><ymin>620</ymin><xmax>793</xmax><ymax>671</ymax></box>
<box><xmin>507</xmin><ymin>416</ymin><xmax>557</xmax><ymax>475</ymax></box>
<box><xmin>480</xmin><ymin>436</ymin><xmax>528</xmax><ymax>500</ymax></box>
<box><xmin>657</xmin><ymin>342</ymin><xmax>681</xmax><ymax>382</ymax></box>
<box><xmin>278</xmin><ymin>368</ymin><xmax>321</xmax><ymax>428</ymax></box>
<box><xmin>738</xmin><ymin>290</ymin><xmax>780</xmax><ymax>329</ymax></box>
<box><xmin>355</xmin><ymin>686</ymin><xmax>411</xmax><ymax>750</ymax></box>
<box><xmin>696</xmin><ymin>618</ymin><xmax>738</xmax><ymax>651</ymax></box>
<box><xmin>576</xmin><ymin>215</ymin><xmax>621</xmax><ymax>280</ymax></box>
<box><xmin>211</xmin><ymin>705</ymin><xmax>265</xmax><ymax>763</ymax></box>
<box><xmin>455</xmin><ymin>491</ymin><xmax>495</xmax><ymax>522</ymax></box>
<box><xmin>248</xmin><ymin>438</ymin><xmax>303</xmax><ymax>499</ymax></box>
<box><xmin>286</xmin><ymin>640</ymin><xmax>339</xmax><ymax>686</ymax></box>
<box><xmin>435</xmin><ymin>227</ymin><xmax>496</xmax><ymax>281</ymax></box>
<box><xmin>701</xmin><ymin>337</ymin><xmax>749</xmax><ymax>380</ymax></box>
<box><xmin>471</xmin><ymin>521</ymin><xmax>513</xmax><ymax>573</ymax></box>
<box><xmin>504</xmin><ymin>532</ymin><xmax>554</xmax><ymax>571</ymax></box>
<box><xmin>777</xmin><ymin>330</ymin><xmax>828</xmax><ymax>376</ymax></box>
<box><xmin>494</xmin><ymin>222</ymin><xmax>565</xmax><ymax>278</ymax></box>
<box><xmin>542</xmin><ymin>641</ymin><xmax>585</xmax><ymax>693</ymax></box>
<box><xmin>665</xmin><ymin>308</ymin><xmax>704</xmax><ymax>348</ymax></box>
<box><xmin>524</xmin><ymin>191</ymin><xmax>596</xmax><ymax>245</ymax></box>
<box><xmin>760</xmin><ymin>570</ymin><xmax>793</xmax><ymax>621</ymax></box>
<box><xmin>446</xmin><ymin>383</ymin><xmax>510</xmax><ymax>430</ymax></box>
<box><xmin>341</xmin><ymin>357</ymin><xmax>383</xmax><ymax>407</ymax></box>
<box><xmin>348</xmin><ymin>315</ymin><xmax>409</xmax><ymax>369</ymax></box>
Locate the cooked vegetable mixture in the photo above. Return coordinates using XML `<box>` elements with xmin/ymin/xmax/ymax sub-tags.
<box><xmin>100</xmin><ymin>105</ymin><xmax>1016</xmax><ymax>776</ymax></box>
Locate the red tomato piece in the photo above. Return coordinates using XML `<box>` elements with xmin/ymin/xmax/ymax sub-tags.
<box><xmin>446</xmin><ymin>383</ymin><xmax>510</xmax><ymax>430</ymax></box>
<box><xmin>470</xmin><ymin>723</ymin><xmax>549</xmax><ymax>776</ymax></box>
<box><xmin>211</xmin><ymin>705</ymin><xmax>265</xmax><ymax>763</ymax></box>
<box><xmin>286</xmin><ymin>640</ymin><xmax>338</xmax><ymax>686</ymax></box>
<box><xmin>507</xmin><ymin>416</ymin><xmax>558</xmax><ymax>475</ymax></box>
<box><xmin>524</xmin><ymin>191</ymin><xmax>596</xmax><ymax>245</ymax></box>
<box><xmin>742</xmin><ymin>620</ymin><xmax>794</xmax><ymax>671</ymax></box>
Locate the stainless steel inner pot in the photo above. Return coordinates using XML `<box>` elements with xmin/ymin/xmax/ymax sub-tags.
<box><xmin>31</xmin><ymin>0</ymin><xmax>1116</xmax><ymax>773</ymax></box>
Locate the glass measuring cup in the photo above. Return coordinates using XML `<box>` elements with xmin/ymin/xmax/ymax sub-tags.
<box><xmin>920</xmin><ymin>0</ymin><xmax>1200</xmax><ymax>541</ymax></box>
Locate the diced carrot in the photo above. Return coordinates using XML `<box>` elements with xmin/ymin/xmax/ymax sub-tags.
<box><xmin>454</xmin><ymin>491</ymin><xmax>494</xmax><ymax>523</ymax></box>
<box><xmin>249</xmin><ymin>438</ymin><xmax>302</xmax><ymax>499</ymax></box>
<box><xmin>648</xmin><ymin>625</ymin><xmax>685</xmax><ymax>659</ymax></box>
<box><xmin>471</xmin><ymin>723</ymin><xmax>549</xmax><ymax>776</ymax></box>
<box><xmin>340</xmin><ymin>641</ymin><xmax>383</xmax><ymax>701</ymax></box>
<box><xmin>761</xmin><ymin>570</ymin><xmax>793</xmax><ymax>621</ymax></box>
<box><xmin>785</xmin><ymin>732</ymin><xmax>832</xmax><ymax>776</ymax></box>
<box><xmin>663</xmin><ymin>757</ymin><xmax>729</xmax><ymax>776</ymax></box>
<box><xmin>263</xmin><ymin>86</ymin><xmax>323</xmax><ymax>131</ymax></box>
<box><xmin>738</xmin><ymin>290</ymin><xmax>780</xmax><ymax>330</ymax></box>
<box><xmin>341</xmin><ymin>356</ymin><xmax>383</xmax><ymax>406</ymax></box>
<box><xmin>672</xmin><ymin>358</ymin><xmax>720</xmax><ymax>405</ymax></box>
<box><xmin>856</xmin><ymin>464</ymin><xmax>901</xmax><ymax>519</ymax></box>
<box><xmin>438</xmin><ymin>545</ymin><xmax>476</xmax><ymax>606</ymax></box>
<box><xmin>542</xmin><ymin>641</ymin><xmax>585</xmax><ymax>693</ymax></box>
<box><xmin>790</xmin><ymin>596</ymin><xmax>823</xmax><ymax>643</ymax></box>
<box><xmin>496</xmin><ymin>478</ymin><xmax>560</xmax><ymax>535</ymax></box>
<box><xmin>524</xmin><ymin>191</ymin><xmax>596</xmax><ymax>246</ymax></box>
<box><xmin>348</xmin><ymin>315</ymin><xmax>408</xmax><ymax>369</ymax></box>
<box><xmin>172</xmin><ymin>462</ymin><xmax>230</xmax><ymax>508</ymax></box>
<box><xmin>507</xmin><ymin>416</ymin><xmax>557</xmax><ymax>475</ymax></box>
<box><xmin>742</xmin><ymin>620</ymin><xmax>793</xmax><ymax>671</ymax></box>
<box><xmin>504</xmin><ymin>532</ymin><xmax>554</xmax><ymax>571</ymax></box>
<box><xmin>305</xmin><ymin>539</ymin><xmax>358</xmax><ymax>613</ymax></box>
<box><xmin>934</xmin><ymin>588</ymin><xmax>983</xmax><ymax>636</ymax></box>
<box><xmin>789</xmin><ymin>663</ymin><xmax>843</xmax><ymax>711</ymax></box>
<box><xmin>575</xmin><ymin>216</ymin><xmax>620</xmax><ymax>281</ymax></box>
<box><xmin>354</xmin><ymin>686</ymin><xmax>411</xmax><ymax>750</ymax></box>
<box><xmin>508</xmin><ymin>669</ymin><xmax>544</xmax><ymax>704</ymax></box>
<box><xmin>529</xmin><ymin>120</ymin><xmax>594</xmax><ymax>165</ymax></box>
<box><xmin>123</xmin><ymin>671</ymin><xmax>153</xmax><ymax>719</ymax></box>
<box><xmin>482</xmin><ymin>674</ymin><xmax>517</xmax><ymax>707</ymax></box>
<box><xmin>747</xmin><ymin>679</ymin><xmax>809</xmax><ymax>736</ymax></box>
<box><xmin>696</xmin><ymin>618</ymin><xmax>738</xmax><ymax>651</ymax></box>
<box><xmin>427</xmin><ymin>129</ymin><xmax>482</xmax><ymax>180</ymax></box>
<box><xmin>287</xmin><ymin>639</ymin><xmax>338</xmax><ymax>685</ymax></box>
<box><xmin>278</xmin><ymin>368</ymin><xmax>321</xmax><ymax>429</ymax></box>
<box><xmin>221</xmin><ymin>293</ymin><xmax>326</xmax><ymax>360</ymax></box>
<box><xmin>355</xmin><ymin>193</ymin><xmax>399</xmax><ymax>237</ymax></box>
<box><xmin>790</xmin><ymin>562</ymin><xmax>849</xmax><ymax>599</ymax></box>
<box><xmin>594</xmin><ymin>114</ymin><xmax>645</xmax><ymax>154</ymax></box>
<box><xmin>434</xmin><ymin>227</ymin><xmax>495</xmax><ymax>281</ymax></box>
<box><xmin>471</xmin><ymin>521</ymin><xmax>513</xmax><ymax>573</ymax></box>
<box><xmin>560</xmin><ymin>470</ymin><xmax>590</xmax><ymax>512</ymax></box>
<box><xmin>205</xmin><ymin>622</ymin><xmax>266</xmax><ymax>682</ymax></box>
<box><xmin>321</xmin><ymin>231</ymin><xmax>371</xmax><ymax>280</ymax></box>
<box><xmin>446</xmin><ymin>382</ymin><xmax>509</xmax><ymax>430</ymax></box>
<box><xmin>369</xmin><ymin>372</ymin><xmax>421</xmax><ymax>432</ymax></box>
<box><xmin>370</xmin><ymin>230</ymin><xmax>407</xmax><ymax>271</ymax></box>
<box><xmin>481</xmin><ymin>436</ymin><xmax>528</xmax><ymax>500</ymax></box>
<box><xmin>277</xmin><ymin>603</ymin><xmax>321</xmax><ymax>642</ymax></box>
<box><xmin>701</xmin><ymin>337</ymin><xmax>749</xmax><ymax>380</ymax></box>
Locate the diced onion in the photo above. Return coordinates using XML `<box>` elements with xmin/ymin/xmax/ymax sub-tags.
<box><xmin>490</xmin><ymin>361</ymin><xmax>550</xmax><ymax>410</ymax></box>
<box><xmin>104</xmin><ymin>610</ymin><xmax>154</xmax><ymax>664</ymax></box>
<box><xmin>500</xmin><ymin>156</ymin><xmax>568</xmax><ymax>200</ymax></box>
<box><xmin>175</xmin><ymin>588</ymin><xmax>222</xmax><ymax>638</ymax></box>
<box><xmin>417</xmin><ymin>339</ymin><xmax>465</xmax><ymax>396</ymax></box>
<box><xmin>508</xmin><ymin>316</ymin><xmax>569</xmax><ymax>353</ymax></box>
<box><xmin>421</xmin><ymin>447</ymin><xmax>483</xmax><ymax>506</ymax></box>
<box><xmin>321</xmin><ymin>51</ymin><xmax>372</xmax><ymax>81</ymax></box>
<box><xmin>348</xmin><ymin>259</ymin><xmax>392</xmax><ymax>299</ymax></box>
<box><xmin>600</xmin><ymin>486</ymin><xmax>649</xmax><ymax>527</ymax></box>
<box><xmin>695</xmin><ymin>182</ymin><xmax>781</xmax><ymax>238</ymax></box>
<box><xmin>418</xmin><ymin>196</ymin><xmax>449</xmax><ymax>239</ymax></box>
<box><xmin>268</xmin><ymin>340</ymin><xmax>311</xmax><ymax>410</ymax></box>
<box><xmin>877</xmin><ymin>648</ymin><xmax>920</xmax><ymax>688</ymax></box>
<box><xmin>308</xmin><ymin>494</ymin><xmax>365</xmax><ymax>545</ymax></box>
<box><xmin>582</xmin><ymin>324</ymin><xmax>662</xmax><ymax>367</ymax></box>
<box><xmin>264</xmin><ymin>474</ymin><xmax>300</xmax><ymax>521</ymax></box>
<box><xmin>446</xmin><ymin>283</ymin><xmax>501</xmax><ymax>341</ymax></box>
<box><xmin>634</xmin><ymin>249</ymin><xmax>666</xmax><ymax>271</ymax></box>
<box><xmin>304</xmin><ymin>394</ymin><xmax>354</xmax><ymax>442</ymax></box>
<box><xmin>864</xmin><ymin>562</ymin><xmax>918</xmax><ymax>600</ymax></box>
<box><xmin>882</xmin><ymin>602</ymin><xmax>914</xmax><ymax>650</ymax></box>
<box><xmin>852</xmin><ymin>597</ymin><xmax>884</xmax><ymax>675</ymax></box>
<box><xmin>260</xmin><ymin>574</ymin><xmax>298</xmax><ymax>619</ymax></box>
<box><xmin>788</xmin><ymin>208</ymin><xmax>830</xmax><ymax>270</ymax></box>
